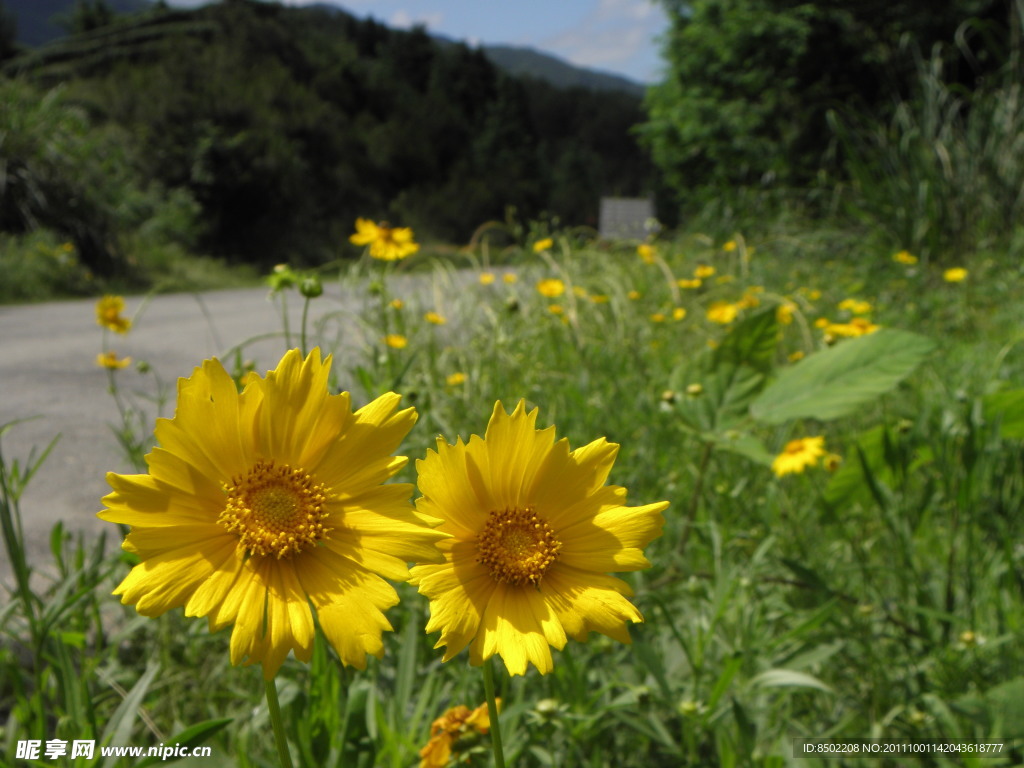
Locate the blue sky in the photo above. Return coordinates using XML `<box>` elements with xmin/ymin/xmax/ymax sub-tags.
<box><xmin>166</xmin><ymin>1</ymin><xmax>669</xmax><ymax>84</ymax></box>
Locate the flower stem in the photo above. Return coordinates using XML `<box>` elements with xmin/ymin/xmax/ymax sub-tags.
<box><xmin>300</xmin><ymin>295</ymin><xmax>311</xmax><ymax>355</ymax></box>
<box><xmin>482</xmin><ymin>658</ymin><xmax>506</xmax><ymax>768</ymax></box>
<box><xmin>264</xmin><ymin>677</ymin><xmax>294</xmax><ymax>768</ymax></box>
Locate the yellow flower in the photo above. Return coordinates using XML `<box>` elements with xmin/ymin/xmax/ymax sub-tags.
<box><xmin>838</xmin><ymin>298</ymin><xmax>872</xmax><ymax>315</ymax></box>
<box><xmin>893</xmin><ymin>250</ymin><xmax>918</xmax><ymax>265</ymax></box>
<box><xmin>825</xmin><ymin>317</ymin><xmax>880</xmax><ymax>338</ymax></box>
<box><xmin>479</xmin><ymin>272</ymin><xmax>496</xmax><ymax>286</ymax></box>
<box><xmin>814</xmin><ymin>317</ymin><xmax>830</xmax><ymax>329</ymax></box>
<box><xmin>349</xmin><ymin>218</ymin><xmax>420</xmax><ymax>261</ymax></box>
<box><xmin>772</xmin><ymin>436</ymin><xmax>826</xmax><ymax>477</ymax></box>
<box><xmin>424</xmin><ymin>312</ymin><xmax>447</xmax><ymax>325</ymax></box>
<box><xmin>96</xmin><ymin>351</ymin><xmax>132</xmax><ymax>369</ymax></box>
<box><xmin>590</xmin><ymin>294</ymin><xmax>610</xmax><ymax>304</ymax></box>
<box><xmin>627</xmin><ymin>290</ymin><xmax>641</xmax><ymax>300</ymax></box>
<box><xmin>776</xmin><ymin>301</ymin><xmax>796</xmax><ymax>325</ymax></box>
<box><xmin>536</xmin><ymin>278</ymin><xmax>565</xmax><ymax>298</ymax></box>
<box><xmin>824</xmin><ymin>453</ymin><xmax>843</xmax><ymax>472</ymax></box>
<box><xmin>96</xmin><ymin>295</ymin><xmax>132</xmax><ymax>334</ymax></box>
<box><xmin>715</xmin><ymin>275</ymin><xmax>735</xmax><ymax>284</ymax></box>
<box><xmin>722</xmin><ymin>240</ymin><xmax>737</xmax><ymax>252</ymax></box>
<box><xmin>548</xmin><ymin>304</ymin><xmax>564</xmax><ymax>315</ymax></box>
<box><xmin>706</xmin><ymin>301</ymin><xmax>739</xmax><ymax>324</ymax></box>
<box><xmin>502</xmin><ymin>273</ymin><xmax>518</xmax><ymax>284</ymax></box>
<box><xmin>737</xmin><ymin>293</ymin><xmax>760</xmax><ymax>309</ymax></box>
<box><xmin>943</xmin><ymin>267</ymin><xmax>968</xmax><ymax>283</ymax></box>
<box><xmin>419</xmin><ymin>701</ymin><xmax>495</xmax><ymax>768</ymax></box>
<box><xmin>788</xmin><ymin>350</ymin><xmax>805</xmax><ymax>362</ymax></box>
<box><xmin>672</xmin><ymin>307</ymin><xmax>687</xmax><ymax>321</ymax></box>
<box><xmin>98</xmin><ymin>349</ymin><xmax>445</xmax><ymax>679</ymax></box>
<box><xmin>384</xmin><ymin>334</ymin><xmax>408</xmax><ymax>349</ymax></box>
<box><xmin>390</xmin><ymin>298</ymin><xmax>405</xmax><ymax>310</ymax></box>
<box><xmin>446</xmin><ymin>372</ymin><xmax>467</xmax><ymax>387</ymax></box>
<box><xmin>677</xmin><ymin>279</ymin><xmax>702</xmax><ymax>289</ymax></box>
<box><xmin>533</xmin><ymin>238</ymin><xmax>554</xmax><ymax>253</ymax></box>
<box><xmin>649</xmin><ymin>312</ymin><xmax>666</xmax><ymax>323</ymax></box>
<box><xmin>637</xmin><ymin>244</ymin><xmax>656</xmax><ymax>264</ymax></box>
<box><xmin>409</xmin><ymin>401</ymin><xmax>668</xmax><ymax>676</ymax></box>
<box><xmin>694</xmin><ymin>265</ymin><xmax>715</xmax><ymax>279</ymax></box>
<box><xmin>572</xmin><ymin>286</ymin><xmax>588</xmax><ymax>298</ymax></box>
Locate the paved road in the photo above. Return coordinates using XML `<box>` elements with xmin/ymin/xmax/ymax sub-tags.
<box><xmin>0</xmin><ymin>284</ymin><xmax>385</xmax><ymax>585</ymax></box>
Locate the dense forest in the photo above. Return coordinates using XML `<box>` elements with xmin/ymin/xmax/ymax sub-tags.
<box><xmin>0</xmin><ymin>0</ymin><xmax>653</xmax><ymax>275</ymax></box>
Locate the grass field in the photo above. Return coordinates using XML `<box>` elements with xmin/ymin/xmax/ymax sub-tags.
<box><xmin>2</xmin><ymin>222</ymin><xmax>1023</xmax><ymax>767</ymax></box>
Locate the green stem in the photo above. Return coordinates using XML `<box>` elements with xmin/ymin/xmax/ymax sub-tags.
<box><xmin>264</xmin><ymin>678</ymin><xmax>295</xmax><ymax>768</ymax></box>
<box><xmin>300</xmin><ymin>295</ymin><xmax>311</xmax><ymax>355</ymax></box>
<box><xmin>482</xmin><ymin>658</ymin><xmax>506</xmax><ymax>768</ymax></box>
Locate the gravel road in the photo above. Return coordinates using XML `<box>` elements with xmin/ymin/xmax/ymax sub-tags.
<box><xmin>0</xmin><ymin>283</ymin><xmax>387</xmax><ymax>586</ymax></box>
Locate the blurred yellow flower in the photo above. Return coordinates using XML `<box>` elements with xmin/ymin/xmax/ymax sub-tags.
<box><xmin>637</xmin><ymin>243</ymin><xmax>656</xmax><ymax>264</ymax></box>
<box><xmin>548</xmin><ymin>304</ymin><xmax>564</xmax><ymax>315</ymax></box>
<box><xmin>788</xmin><ymin>350</ymin><xmax>805</xmax><ymax>362</ymax></box>
<box><xmin>96</xmin><ymin>295</ymin><xmax>132</xmax><ymax>334</ymax></box>
<box><xmin>722</xmin><ymin>240</ymin><xmax>737</xmax><ymax>252</ymax></box>
<box><xmin>419</xmin><ymin>701</ymin><xmax>495</xmax><ymax>768</ymax></box>
<box><xmin>737</xmin><ymin>293</ymin><xmax>760</xmax><ymax>309</ymax></box>
<box><xmin>838</xmin><ymin>298</ymin><xmax>872</xmax><ymax>315</ymax></box>
<box><xmin>893</xmin><ymin>250</ymin><xmax>918</xmax><ymax>265</ymax></box>
<box><xmin>99</xmin><ymin>349</ymin><xmax>444</xmax><ymax>679</ymax></box>
<box><xmin>502</xmin><ymin>272</ymin><xmax>518</xmax><ymax>284</ymax></box>
<box><xmin>96</xmin><ymin>351</ymin><xmax>131</xmax><ymax>369</ymax></box>
<box><xmin>349</xmin><ymin>218</ymin><xmax>420</xmax><ymax>261</ymax></box>
<box><xmin>649</xmin><ymin>312</ymin><xmax>666</xmax><ymax>323</ymax></box>
<box><xmin>572</xmin><ymin>286</ymin><xmax>588</xmax><ymax>298</ymax></box>
<box><xmin>772</xmin><ymin>436</ymin><xmax>826</xmax><ymax>477</ymax></box>
<box><xmin>389</xmin><ymin>298</ymin><xmax>405</xmax><ymax>310</ymax></box>
<box><xmin>776</xmin><ymin>301</ymin><xmax>796</xmax><ymax>325</ymax></box>
<box><xmin>672</xmin><ymin>307</ymin><xmax>687</xmax><ymax>321</ymax></box>
<box><xmin>384</xmin><ymin>334</ymin><xmax>408</xmax><ymax>349</ymax></box>
<box><xmin>943</xmin><ymin>267</ymin><xmax>968</xmax><ymax>283</ymax></box>
<box><xmin>716</xmin><ymin>275</ymin><xmax>735</xmax><ymax>284</ymax></box>
<box><xmin>627</xmin><ymin>290</ymin><xmax>641</xmax><ymax>300</ymax></box>
<box><xmin>590</xmin><ymin>294</ymin><xmax>610</xmax><ymax>304</ymax></box>
<box><xmin>408</xmin><ymin>401</ymin><xmax>667</xmax><ymax>675</ymax></box>
<box><xmin>825</xmin><ymin>317</ymin><xmax>880</xmax><ymax>338</ymax></box>
<box><xmin>814</xmin><ymin>317</ymin><xmax>830</xmax><ymax>329</ymax></box>
<box><xmin>446</xmin><ymin>372</ymin><xmax>467</xmax><ymax>386</ymax></box>
<box><xmin>479</xmin><ymin>272</ymin><xmax>496</xmax><ymax>286</ymax></box>
<box><xmin>706</xmin><ymin>301</ymin><xmax>739</xmax><ymax>324</ymax></box>
<box><xmin>424</xmin><ymin>312</ymin><xmax>446</xmax><ymax>325</ymax></box>
<box><xmin>536</xmin><ymin>278</ymin><xmax>566</xmax><ymax>298</ymax></box>
<box><xmin>533</xmin><ymin>238</ymin><xmax>554</xmax><ymax>253</ymax></box>
<box><xmin>694</xmin><ymin>265</ymin><xmax>715</xmax><ymax>279</ymax></box>
<box><xmin>677</xmin><ymin>278</ymin><xmax>702</xmax><ymax>289</ymax></box>
<box><xmin>824</xmin><ymin>453</ymin><xmax>843</xmax><ymax>472</ymax></box>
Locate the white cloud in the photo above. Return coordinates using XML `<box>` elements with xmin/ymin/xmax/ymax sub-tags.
<box><xmin>389</xmin><ymin>9</ymin><xmax>444</xmax><ymax>30</ymax></box>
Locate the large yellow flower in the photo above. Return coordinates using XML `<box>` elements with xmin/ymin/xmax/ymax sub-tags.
<box><xmin>409</xmin><ymin>401</ymin><xmax>668</xmax><ymax>676</ymax></box>
<box><xmin>771</xmin><ymin>436</ymin><xmax>826</xmax><ymax>477</ymax></box>
<box><xmin>349</xmin><ymin>218</ymin><xmax>420</xmax><ymax>261</ymax></box>
<box><xmin>99</xmin><ymin>348</ymin><xmax>444</xmax><ymax>679</ymax></box>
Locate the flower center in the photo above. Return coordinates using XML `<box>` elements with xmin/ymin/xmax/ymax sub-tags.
<box><xmin>477</xmin><ymin>507</ymin><xmax>562</xmax><ymax>586</ymax></box>
<box><xmin>218</xmin><ymin>459</ymin><xmax>329</xmax><ymax>559</ymax></box>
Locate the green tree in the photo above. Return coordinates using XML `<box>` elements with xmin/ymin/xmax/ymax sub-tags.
<box><xmin>641</xmin><ymin>0</ymin><xmax>1012</xmax><ymax>208</ymax></box>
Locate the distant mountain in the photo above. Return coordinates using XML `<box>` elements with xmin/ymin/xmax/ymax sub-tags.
<box><xmin>5</xmin><ymin>0</ymin><xmax>150</xmax><ymax>47</ymax></box>
<box><xmin>479</xmin><ymin>45</ymin><xmax>645</xmax><ymax>96</ymax></box>
<box><xmin>5</xmin><ymin>0</ymin><xmax>646</xmax><ymax>95</ymax></box>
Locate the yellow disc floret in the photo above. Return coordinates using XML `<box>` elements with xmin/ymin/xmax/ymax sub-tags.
<box><xmin>219</xmin><ymin>459</ymin><xmax>329</xmax><ymax>559</ymax></box>
<box><xmin>477</xmin><ymin>507</ymin><xmax>561</xmax><ymax>586</ymax></box>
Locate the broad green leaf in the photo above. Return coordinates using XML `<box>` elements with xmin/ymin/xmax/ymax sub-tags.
<box><xmin>751</xmin><ymin>329</ymin><xmax>936</xmax><ymax>424</ymax></box>
<box><xmin>982</xmin><ymin>389</ymin><xmax>1024</xmax><ymax>438</ymax></box>
<box><xmin>713</xmin><ymin>308</ymin><xmax>780</xmax><ymax>375</ymax></box>
<box><xmin>750</xmin><ymin>669</ymin><xmax>834</xmax><ymax>694</ymax></box>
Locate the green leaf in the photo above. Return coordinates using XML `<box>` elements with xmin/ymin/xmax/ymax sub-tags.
<box><xmin>749</xmin><ymin>669</ymin><xmax>834</xmax><ymax>694</ymax></box>
<box><xmin>982</xmin><ymin>389</ymin><xmax>1024</xmax><ymax>439</ymax></box>
<box><xmin>823</xmin><ymin>426</ymin><xmax>893</xmax><ymax>510</ymax></box>
<box><xmin>713</xmin><ymin>308</ymin><xmax>780</xmax><ymax>375</ymax></box>
<box><xmin>751</xmin><ymin>329</ymin><xmax>936</xmax><ymax>424</ymax></box>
